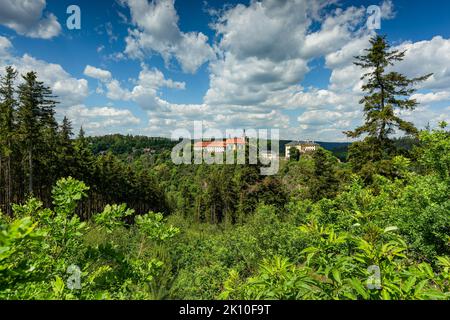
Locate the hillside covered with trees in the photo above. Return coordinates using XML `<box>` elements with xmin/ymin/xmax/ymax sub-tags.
<box><xmin>0</xmin><ymin>36</ymin><xmax>449</xmax><ymax>300</ymax></box>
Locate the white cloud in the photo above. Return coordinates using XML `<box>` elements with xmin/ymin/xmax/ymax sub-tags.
<box><xmin>122</xmin><ymin>0</ymin><xmax>214</xmax><ymax>73</ymax></box>
<box><xmin>380</xmin><ymin>0</ymin><xmax>396</xmax><ymax>19</ymax></box>
<box><xmin>397</xmin><ymin>105</ymin><xmax>450</xmax><ymax>131</ymax></box>
<box><xmin>298</xmin><ymin>109</ymin><xmax>359</xmax><ymax>128</ymax></box>
<box><xmin>394</xmin><ymin>36</ymin><xmax>450</xmax><ymax>90</ymax></box>
<box><xmin>301</xmin><ymin>6</ymin><xmax>365</xmax><ymax>59</ymax></box>
<box><xmin>204</xmin><ymin>0</ymin><xmax>374</xmax><ymax>112</ymax></box>
<box><xmin>104</xmin><ymin>64</ymin><xmax>185</xmax><ymax>109</ymax></box>
<box><xmin>0</xmin><ymin>0</ymin><xmax>61</xmax><ymax>39</ymax></box>
<box><xmin>286</xmin><ymin>89</ymin><xmax>360</xmax><ymax>110</ymax></box>
<box><xmin>205</xmin><ymin>0</ymin><xmax>315</xmax><ymax>109</ymax></box>
<box><xmin>106</xmin><ymin>79</ymin><xmax>132</xmax><ymax>101</ymax></box>
<box><xmin>205</xmin><ymin>54</ymin><xmax>309</xmax><ymax>107</ymax></box>
<box><xmin>62</xmin><ymin>104</ymin><xmax>141</xmax><ymax>135</ymax></box>
<box><xmin>0</xmin><ymin>36</ymin><xmax>12</xmax><ymax>56</ymax></box>
<box><xmin>325</xmin><ymin>35</ymin><xmax>371</xmax><ymax>69</ymax></box>
<box><xmin>0</xmin><ymin>35</ymin><xmax>143</xmax><ymax>137</ymax></box>
<box><xmin>411</xmin><ymin>91</ymin><xmax>450</xmax><ymax>104</ymax></box>
<box><xmin>83</xmin><ymin>65</ymin><xmax>112</xmax><ymax>82</ymax></box>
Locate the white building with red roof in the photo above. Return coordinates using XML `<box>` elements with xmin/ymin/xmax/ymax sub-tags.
<box><xmin>194</xmin><ymin>137</ymin><xmax>246</xmax><ymax>153</ymax></box>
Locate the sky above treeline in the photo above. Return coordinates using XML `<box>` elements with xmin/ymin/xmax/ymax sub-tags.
<box><xmin>0</xmin><ymin>0</ymin><xmax>449</xmax><ymax>141</ymax></box>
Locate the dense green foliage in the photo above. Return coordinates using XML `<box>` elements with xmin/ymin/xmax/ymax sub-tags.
<box><xmin>86</xmin><ymin>134</ymin><xmax>178</xmax><ymax>156</ymax></box>
<box><xmin>0</xmin><ymin>177</ymin><xmax>179</xmax><ymax>299</ymax></box>
<box><xmin>1</xmin><ymin>125</ymin><xmax>448</xmax><ymax>300</ymax></box>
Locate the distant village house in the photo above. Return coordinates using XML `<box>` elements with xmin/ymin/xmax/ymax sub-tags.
<box><xmin>285</xmin><ymin>141</ymin><xmax>318</xmax><ymax>159</ymax></box>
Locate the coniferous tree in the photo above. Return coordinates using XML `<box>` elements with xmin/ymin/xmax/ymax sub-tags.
<box><xmin>38</xmin><ymin>97</ymin><xmax>59</xmax><ymax>199</ymax></box>
<box><xmin>73</xmin><ymin>126</ymin><xmax>95</xmax><ymax>184</ymax></box>
<box><xmin>345</xmin><ymin>35</ymin><xmax>432</xmax><ymax>162</ymax></box>
<box><xmin>17</xmin><ymin>72</ymin><xmax>40</xmax><ymax>194</ymax></box>
<box><xmin>310</xmin><ymin>148</ymin><xmax>339</xmax><ymax>201</ymax></box>
<box><xmin>0</xmin><ymin>66</ymin><xmax>18</xmax><ymax>214</ymax></box>
<box><xmin>17</xmin><ymin>71</ymin><xmax>58</xmax><ymax>194</ymax></box>
<box><xmin>60</xmin><ymin>116</ymin><xmax>73</xmax><ymax>142</ymax></box>
<box><xmin>58</xmin><ymin>116</ymin><xmax>75</xmax><ymax>177</ymax></box>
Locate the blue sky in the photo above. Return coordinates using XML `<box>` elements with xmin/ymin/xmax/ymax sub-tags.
<box><xmin>0</xmin><ymin>0</ymin><xmax>449</xmax><ymax>141</ymax></box>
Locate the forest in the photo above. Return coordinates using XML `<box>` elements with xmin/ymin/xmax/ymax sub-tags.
<box><xmin>0</xmin><ymin>35</ymin><xmax>449</xmax><ymax>300</ymax></box>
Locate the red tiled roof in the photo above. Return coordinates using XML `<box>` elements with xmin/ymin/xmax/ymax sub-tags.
<box><xmin>193</xmin><ymin>141</ymin><xmax>211</xmax><ymax>147</ymax></box>
<box><xmin>208</xmin><ymin>141</ymin><xmax>226</xmax><ymax>147</ymax></box>
<box><xmin>225</xmin><ymin>138</ymin><xmax>245</xmax><ymax>145</ymax></box>
<box><xmin>194</xmin><ymin>138</ymin><xmax>245</xmax><ymax>148</ymax></box>
<box><xmin>194</xmin><ymin>140</ymin><xmax>226</xmax><ymax>147</ymax></box>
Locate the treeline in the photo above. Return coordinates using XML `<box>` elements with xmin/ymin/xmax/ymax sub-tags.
<box><xmin>0</xmin><ymin>66</ymin><xmax>167</xmax><ymax>217</ymax></box>
<box><xmin>86</xmin><ymin>134</ymin><xmax>178</xmax><ymax>156</ymax></box>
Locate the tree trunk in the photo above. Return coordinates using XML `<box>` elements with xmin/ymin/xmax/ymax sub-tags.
<box><xmin>0</xmin><ymin>153</ymin><xmax>3</xmax><ymax>213</ymax></box>
<box><xmin>6</xmin><ymin>153</ymin><xmax>12</xmax><ymax>216</ymax></box>
<box><xmin>28</xmin><ymin>147</ymin><xmax>33</xmax><ymax>194</ymax></box>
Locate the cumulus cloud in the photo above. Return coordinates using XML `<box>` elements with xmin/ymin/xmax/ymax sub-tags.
<box><xmin>84</xmin><ymin>65</ymin><xmax>112</xmax><ymax>82</ymax></box>
<box><xmin>205</xmin><ymin>54</ymin><xmax>309</xmax><ymax>107</ymax></box>
<box><xmin>380</xmin><ymin>0</ymin><xmax>396</xmax><ymax>19</ymax></box>
<box><xmin>104</xmin><ymin>64</ymin><xmax>185</xmax><ymax>109</ymax></box>
<box><xmin>106</xmin><ymin>79</ymin><xmax>133</xmax><ymax>101</ymax></box>
<box><xmin>62</xmin><ymin>104</ymin><xmax>141</xmax><ymax>135</ymax></box>
<box><xmin>203</xmin><ymin>0</ymin><xmax>373</xmax><ymax>113</ymax></box>
<box><xmin>0</xmin><ymin>36</ymin><xmax>13</xmax><ymax>56</ymax></box>
<box><xmin>300</xmin><ymin>6</ymin><xmax>365</xmax><ymax>59</ymax></box>
<box><xmin>394</xmin><ymin>36</ymin><xmax>450</xmax><ymax>90</ymax></box>
<box><xmin>0</xmin><ymin>0</ymin><xmax>61</xmax><ymax>39</ymax></box>
<box><xmin>411</xmin><ymin>91</ymin><xmax>450</xmax><ymax>104</ymax></box>
<box><xmin>397</xmin><ymin>105</ymin><xmax>450</xmax><ymax>131</ymax></box>
<box><xmin>122</xmin><ymin>0</ymin><xmax>214</xmax><ymax>73</ymax></box>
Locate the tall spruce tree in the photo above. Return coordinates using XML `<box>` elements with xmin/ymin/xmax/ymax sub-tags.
<box><xmin>57</xmin><ymin>116</ymin><xmax>75</xmax><ymax>178</ymax></box>
<box><xmin>60</xmin><ymin>116</ymin><xmax>73</xmax><ymax>141</ymax></box>
<box><xmin>17</xmin><ymin>71</ymin><xmax>58</xmax><ymax>194</ymax></box>
<box><xmin>0</xmin><ymin>66</ymin><xmax>18</xmax><ymax>214</ymax></box>
<box><xmin>345</xmin><ymin>35</ymin><xmax>432</xmax><ymax>161</ymax></box>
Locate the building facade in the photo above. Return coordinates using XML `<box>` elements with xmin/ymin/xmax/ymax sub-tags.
<box><xmin>285</xmin><ymin>141</ymin><xmax>318</xmax><ymax>159</ymax></box>
<box><xmin>194</xmin><ymin>137</ymin><xmax>246</xmax><ymax>153</ymax></box>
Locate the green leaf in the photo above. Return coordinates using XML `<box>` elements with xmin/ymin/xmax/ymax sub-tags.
<box><xmin>383</xmin><ymin>226</ymin><xmax>398</xmax><ymax>233</ymax></box>
<box><xmin>403</xmin><ymin>276</ymin><xmax>416</xmax><ymax>293</ymax></box>
<box><xmin>332</xmin><ymin>269</ymin><xmax>342</xmax><ymax>284</ymax></box>
<box><xmin>349</xmin><ymin>278</ymin><xmax>369</xmax><ymax>299</ymax></box>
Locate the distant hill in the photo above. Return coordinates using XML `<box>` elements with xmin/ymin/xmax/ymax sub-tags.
<box><xmin>86</xmin><ymin>134</ymin><xmax>351</xmax><ymax>161</ymax></box>
<box><xmin>86</xmin><ymin>134</ymin><xmax>178</xmax><ymax>155</ymax></box>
